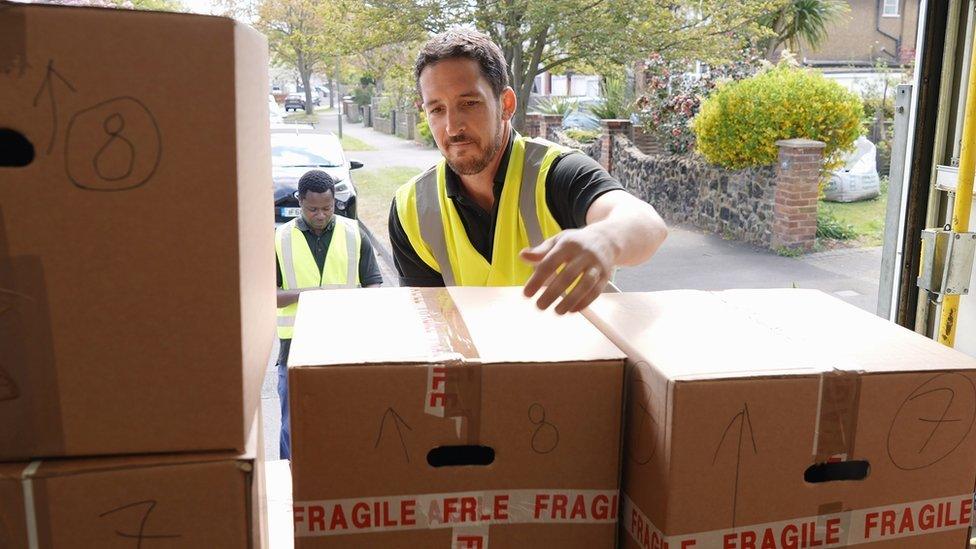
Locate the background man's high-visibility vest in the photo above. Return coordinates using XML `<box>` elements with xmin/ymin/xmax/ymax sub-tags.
<box><xmin>394</xmin><ymin>135</ymin><xmax>573</xmax><ymax>286</ymax></box>
<box><xmin>275</xmin><ymin>214</ymin><xmax>361</xmax><ymax>338</ymax></box>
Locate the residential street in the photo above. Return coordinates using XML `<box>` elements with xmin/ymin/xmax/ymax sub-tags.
<box><xmin>261</xmin><ymin>111</ymin><xmax>885</xmax><ymax>460</ymax></box>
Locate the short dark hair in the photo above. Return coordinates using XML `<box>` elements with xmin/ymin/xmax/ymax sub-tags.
<box><xmin>297</xmin><ymin>170</ymin><xmax>335</xmax><ymax>200</ymax></box>
<box><xmin>414</xmin><ymin>29</ymin><xmax>509</xmax><ymax>98</ymax></box>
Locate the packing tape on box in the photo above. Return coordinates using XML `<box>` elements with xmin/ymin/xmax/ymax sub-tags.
<box><xmin>20</xmin><ymin>460</ymin><xmax>41</xmax><ymax>549</ymax></box>
<box><xmin>0</xmin><ymin>4</ymin><xmax>28</xmax><ymax>77</ymax></box>
<box><xmin>813</xmin><ymin>370</ymin><xmax>862</xmax><ymax>463</ymax></box>
<box><xmin>0</xmin><ymin>205</ymin><xmax>65</xmax><ymax>458</ymax></box>
<box><xmin>411</xmin><ymin>288</ymin><xmax>479</xmax><ymax>362</ymax></box>
<box><xmin>412</xmin><ymin>288</ymin><xmax>483</xmax><ymax>443</ymax></box>
<box><xmin>0</xmin><ymin>229</ymin><xmax>65</xmax><ymax>458</ymax></box>
<box><xmin>293</xmin><ymin>487</ymin><xmax>619</xmax><ymax>545</ymax></box>
<box><xmin>623</xmin><ymin>492</ymin><xmax>975</xmax><ymax>548</ymax></box>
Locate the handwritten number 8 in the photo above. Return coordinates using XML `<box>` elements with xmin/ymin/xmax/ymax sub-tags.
<box><xmin>528</xmin><ymin>403</ymin><xmax>559</xmax><ymax>454</ymax></box>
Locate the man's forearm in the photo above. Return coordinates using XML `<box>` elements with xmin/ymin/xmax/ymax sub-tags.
<box><xmin>586</xmin><ymin>198</ymin><xmax>667</xmax><ymax>267</ymax></box>
<box><xmin>277</xmin><ymin>289</ymin><xmax>302</xmax><ymax>308</ymax></box>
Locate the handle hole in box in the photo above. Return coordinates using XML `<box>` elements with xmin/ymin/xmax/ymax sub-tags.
<box><xmin>427</xmin><ymin>445</ymin><xmax>495</xmax><ymax>467</ymax></box>
<box><xmin>804</xmin><ymin>460</ymin><xmax>870</xmax><ymax>483</ymax></box>
<box><xmin>0</xmin><ymin>129</ymin><xmax>34</xmax><ymax>167</ymax></box>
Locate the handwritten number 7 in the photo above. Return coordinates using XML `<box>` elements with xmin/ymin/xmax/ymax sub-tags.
<box><xmin>911</xmin><ymin>387</ymin><xmax>961</xmax><ymax>453</ymax></box>
<box><xmin>98</xmin><ymin>500</ymin><xmax>181</xmax><ymax>549</ymax></box>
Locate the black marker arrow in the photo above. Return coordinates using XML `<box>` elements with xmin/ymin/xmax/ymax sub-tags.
<box><xmin>375</xmin><ymin>407</ymin><xmax>413</xmax><ymax>463</ymax></box>
<box><xmin>32</xmin><ymin>60</ymin><xmax>76</xmax><ymax>155</ymax></box>
<box><xmin>712</xmin><ymin>403</ymin><xmax>758</xmax><ymax>528</ymax></box>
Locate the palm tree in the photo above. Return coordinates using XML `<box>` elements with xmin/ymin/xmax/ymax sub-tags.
<box><xmin>761</xmin><ymin>0</ymin><xmax>849</xmax><ymax>60</ymax></box>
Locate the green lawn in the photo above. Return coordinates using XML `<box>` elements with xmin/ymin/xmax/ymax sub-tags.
<box><xmin>282</xmin><ymin>112</ymin><xmax>320</xmax><ymax>124</ymax></box>
<box><xmin>339</xmin><ymin>134</ymin><xmax>377</xmax><ymax>151</ymax></box>
<box><xmin>818</xmin><ymin>190</ymin><xmax>888</xmax><ymax>247</ymax></box>
<box><xmin>354</xmin><ymin>166</ymin><xmax>424</xmax><ymax>251</ymax></box>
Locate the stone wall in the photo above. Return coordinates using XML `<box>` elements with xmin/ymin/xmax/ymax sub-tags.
<box><xmin>610</xmin><ymin>136</ymin><xmax>777</xmax><ymax>247</ymax></box>
<box><xmin>343</xmin><ymin>100</ymin><xmax>361</xmax><ymax>123</ymax></box>
<box><xmin>394</xmin><ymin>108</ymin><xmax>418</xmax><ymax>140</ymax></box>
<box><xmin>555</xmin><ymin>119</ymin><xmax>824</xmax><ymax>251</ymax></box>
<box><xmin>374</xmin><ymin>115</ymin><xmax>393</xmax><ymax>134</ymax></box>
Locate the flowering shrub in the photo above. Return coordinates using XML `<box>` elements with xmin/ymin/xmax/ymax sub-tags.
<box><xmin>635</xmin><ymin>51</ymin><xmax>761</xmax><ymax>154</ymax></box>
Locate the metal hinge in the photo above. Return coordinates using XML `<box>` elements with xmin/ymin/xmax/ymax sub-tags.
<box><xmin>917</xmin><ymin>229</ymin><xmax>976</xmax><ymax>296</ymax></box>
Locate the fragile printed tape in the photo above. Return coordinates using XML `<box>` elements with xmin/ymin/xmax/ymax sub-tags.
<box><xmin>413</xmin><ymin>288</ymin><xmax>483</xmax><ymax>442</ymax></box>
<box><xmin>812</xmin><ymin>371</ymin><xmax>861</xmax><ymax>463</ymax></box>
<box><xmin>411</xmin><ymin>288</ymin><xmax>479</xmax><ymax>363</ymax></box>
<box><xmin>452</xmin><ymin>523</ymin><xmax>490</xmax><ymax>549</ymax></box>
<box><xmin>293</xmin><ymin>488</ymin><xmax>619</xmax><ymax>539</ymax></box>
<box><xmin>624</xmin><ymin>492</ymin><xmax>974</xmax><ymax>549</ymax></box>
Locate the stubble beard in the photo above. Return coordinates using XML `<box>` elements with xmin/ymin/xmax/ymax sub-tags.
<box><xmin>445</xmin><ymin>121</ymin><xmax>504</xmax><ymax>176</ymax></box>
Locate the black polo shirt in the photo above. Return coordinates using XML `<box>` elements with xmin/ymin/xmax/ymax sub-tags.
<box><xmin>276</xmin><ymin>214</ymin><xmax>384</xmax><ymax>288</ymax></box>
<box><xmin>388</xmin><ymin>129</ymin><xmax>624</xmax><ymax>286</ymax></box>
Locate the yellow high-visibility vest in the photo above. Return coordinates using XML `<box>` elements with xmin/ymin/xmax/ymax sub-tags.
<box><xmin>394</xmin><ymin>134</ymin><xmax>573</xmax><ymax>286</ymax></box>
<box><xmin>275</xmin><ymin>214</ymin><xmax>361</xmax><ymax>338</ymax></box>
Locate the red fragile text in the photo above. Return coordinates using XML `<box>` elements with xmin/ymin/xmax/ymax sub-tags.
<box><xmin>863</xmin><ymin>497</ymin><xmax>972</xmax><ymax>540</ymax></box>
<box><xmin>429</xmin><ymin>366</ymin><xmax>448</xmax><ymax>408</ymax></box>
<box><xmin>455</xmin><ymin>534</ymin><xmax>487</xmax><ymax>549</ymax></box>
<box><xmin>294</xmin><ymin>494</ymin><xmax>511</xmax><ymax>534</ymax></box>
<box><xmin>533</xmin><ymin>493</ymin><xmax>618</xmax><ymax>521</ymax></box>
<box><xmin>629</xmin><ymin>508</ymin><xmax>696</xmax><ymax>549</ymax></box>
<box><xmin>722</xmin><ymin>518</ymin><xmax>841</xmax><ymax>549</ymax></box>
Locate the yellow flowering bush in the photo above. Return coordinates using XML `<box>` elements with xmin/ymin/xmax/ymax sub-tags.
<box><xmin>692</xmin><ymin>64</ymin><xmax>863</xmax><ymax>170</ymax></box>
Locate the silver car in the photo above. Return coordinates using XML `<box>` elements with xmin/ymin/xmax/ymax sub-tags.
<box><xmin>271</xmin><ymin>131</ymin><xmax>364</xmax><ymax>221</ymax></box>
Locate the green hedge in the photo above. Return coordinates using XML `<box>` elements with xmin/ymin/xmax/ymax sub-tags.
<box><xmin>692</xmin><ymin>64</ymin><xmax>863</xmax><ymax>170</ymax></box>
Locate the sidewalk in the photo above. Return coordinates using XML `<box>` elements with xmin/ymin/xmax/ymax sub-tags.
<box><xmin>616</xmin><ymin>224</ymin><xmax>883</xmax><ymax>313</ymax></box>
<box><xmin>317</xmin><ymin>112</ymin><xmax>442</xmax><ymax>171</ymax></box>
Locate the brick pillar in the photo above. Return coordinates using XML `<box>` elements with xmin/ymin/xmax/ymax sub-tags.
<box><xmin>541</xmin><ymin>114</ymin><xmax>564</xmax><ymax>140</ymax></box>
<box><xmin>599</xmin><ymin>119</ymin><xmax>633</xmax><ymax>175</ymax></box>
<box><xmin>524</xmin><ymin>113</ymin><xmax>543</xmax><ymax>138</ymax></box>
<box><xmin>772</xmin><ymin>138</ymin><xmax>825</xmax><ymax>252</ymax></box>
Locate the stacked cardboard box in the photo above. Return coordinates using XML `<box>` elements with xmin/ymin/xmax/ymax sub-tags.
<box><xmin>0</xmin><ymin>3</ymin><xmax>275</xmax><ymax>546</ymax></box>
<box><xmin>585</xmin><ymin>289</ymin><xmax>976</xmax><ymax>548</ymax></box>
<box><xmin>0</xmin><ymin>415</ymin><xmax>267</xmax><ymax>548</ymax></box>
<box><xmin>287</xmin><ymin>287</ymin><xmax>627</xmax><ymax>548</ymax></box>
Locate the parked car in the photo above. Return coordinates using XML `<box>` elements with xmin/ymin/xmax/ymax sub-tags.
<box><xmin>284</xmin><ymin>93</ymin><xmax>306</xmax><ymax>112</ymax></box>
<box><xmin>271</xmin><ymin>132</ymin><xmax>364</xmax><ymax>222</ymax></box>
<box><xmin>295</xmin><ymin>90</ymin><xmax>322</xmax><ymax>107</ymax></box>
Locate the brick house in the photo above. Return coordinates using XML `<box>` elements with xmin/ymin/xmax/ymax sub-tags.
<box><xmin>795</xmin><ymin>0</ymin><xmax>920</xmax><ymax>67</ymax></box>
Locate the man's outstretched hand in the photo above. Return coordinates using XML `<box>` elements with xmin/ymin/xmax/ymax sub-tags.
<box><xmin>520</xmin><ymin>227</ymin><xmax>618</xmax><ymax>315</ymax></box>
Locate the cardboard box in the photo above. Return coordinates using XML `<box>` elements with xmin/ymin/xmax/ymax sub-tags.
<box><xmin>0</xmin><ymin>414</ymin><xmax>268</xmax><ymax>548</ymax></box>
<box><xmin>584</xmin><ymin>289</ymin><xmax>976</xmax><ymax>548</ymax></box>
<box><xmin>0</xmin><ymin>3</ymin><xmax>275</xmax><ymax>459</ymax></box>
<box><xmin>287</xmin><ymin>287</ymin><xmax>626</xmax><ymax>548</ymax></box>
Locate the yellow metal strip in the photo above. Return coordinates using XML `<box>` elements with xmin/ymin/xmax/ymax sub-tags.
<box><xmin>939</xmin><ymin>32</ymin><xmax>976</xmax><ymax>347</ymax></box>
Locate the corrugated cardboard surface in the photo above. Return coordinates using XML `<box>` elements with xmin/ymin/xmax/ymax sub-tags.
<box><xmin>289</xmin><ymin>287</ymin><xmax>626</xmax><ymax>548</ymax></box>
<box><xmin>0</xmin><ymin>2</ymin><xmax>275</xmax><ymax>459</ymax></box>
<box><xmin>0</xmin><ymin>417</ymin><xmax>266</xmax><ymax>548</ymax></box>
<box><xmin>586</xmin><ymin>289</ymin><xmax>976</xmax><ymax>548</ymax></box>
